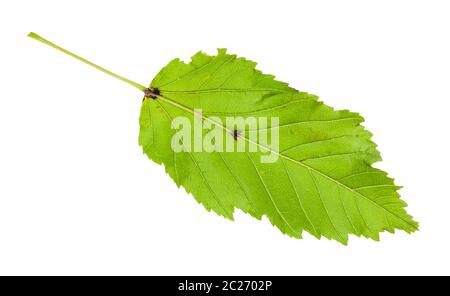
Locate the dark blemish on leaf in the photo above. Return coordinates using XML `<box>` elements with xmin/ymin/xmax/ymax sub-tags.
<box><xmin>144</xmin><ymin>87</ymin><xmax>160</xmax><ymax>99</ymax></box>
<box><xmin>232</xmin><ymin>129</ymin><xmax>240</xmax><ymax>141</ymax></box>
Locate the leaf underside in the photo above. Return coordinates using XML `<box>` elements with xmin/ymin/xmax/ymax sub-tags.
<box><xmin>139</xmin><ymin>48</ymin><xmax>418</xmax><ymax>244</ymax></box>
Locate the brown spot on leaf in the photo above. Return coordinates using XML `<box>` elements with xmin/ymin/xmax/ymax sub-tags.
<box><xmin>232</xmin><ymin>129</ymin><xmax>241</xmax><ymax>140</ymax></box>
<box><xmin>144</xmin><ymin>87</ymin><xmax>160</xmax><ymax>99</ymax></box>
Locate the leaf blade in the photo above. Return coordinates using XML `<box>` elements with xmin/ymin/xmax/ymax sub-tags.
<box><xmin>139</xmin><ymin>49</ymin><xmax>418</xmax><ymax>243</ymax></box>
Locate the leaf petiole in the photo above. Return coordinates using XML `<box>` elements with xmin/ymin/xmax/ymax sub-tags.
<box><xmin>27</xmin><ymin>32</ymin><xmax>147</xmax><ymax>92</ymax></box>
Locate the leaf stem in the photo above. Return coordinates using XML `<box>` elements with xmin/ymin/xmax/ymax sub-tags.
<box><xmin>27</xmin><ymin>32</ymin><xmax>147</xmax><ymax>92</ymax></box>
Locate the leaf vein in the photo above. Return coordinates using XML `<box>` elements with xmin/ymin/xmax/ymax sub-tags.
<box><xmin>247</xmin><ymin>153</ymin><xmax>298</xmax><ymax>235</ymax></box>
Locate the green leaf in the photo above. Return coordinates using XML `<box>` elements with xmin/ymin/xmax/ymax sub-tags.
<box><xmin>28</xmin><ymin>33</ymin><xmax>418</xmax><ymax>244</ymax></box>
<box><xmin>139</xmin><ymin>49</ymin><xmax>418</xmax><ymax>244</ymax></box>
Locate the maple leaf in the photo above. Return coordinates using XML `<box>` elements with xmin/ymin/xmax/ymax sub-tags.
<box><xmin>28</xmin><ymin>33</ymin><xmax>418</xmax><ymax>244</ymax></box>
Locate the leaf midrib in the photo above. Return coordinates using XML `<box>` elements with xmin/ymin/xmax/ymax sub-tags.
<box><xmin>154</xmin><ymin>94</ymin><xmax>418</xmax><ymax>230</ymax></box>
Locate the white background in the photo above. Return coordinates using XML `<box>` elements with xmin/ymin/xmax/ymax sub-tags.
<box><xmin>0</xmin><ymin>0</ymin><xmax>449</xmax><ymax>276</ymax></box>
